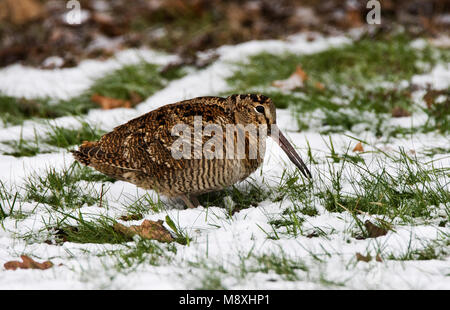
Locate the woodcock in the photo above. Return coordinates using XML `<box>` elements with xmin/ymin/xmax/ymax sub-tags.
<box><xmin>72</xmin><ymin>94</ymin><xmax>311</xmax><ymax>208</ymax></box>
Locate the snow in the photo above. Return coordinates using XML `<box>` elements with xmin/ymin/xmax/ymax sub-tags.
<box><xmin>0</xmin><ymin>34</ymin><xmax>449</xmax><ymax>289</ymax></box>
<box><xmin>412</xmin><ymin>64</ymin><xmax>450</xmax><ymax>90</ymax></box>
<box><xmin>0</xmin><ymin>49</ymin><xmax>178</xmax><ymax>100</ymax></box>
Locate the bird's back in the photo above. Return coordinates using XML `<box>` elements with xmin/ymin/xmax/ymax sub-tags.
<box><xmin>72</xmin><ymin>96</ymin><xmax>265</xmax><ymax>197</ymax></box>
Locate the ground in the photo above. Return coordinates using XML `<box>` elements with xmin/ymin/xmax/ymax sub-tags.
<box><xmin>0</xmin><ymin>31</ymin><xmax>449</xmax><ymax>289</ymax></box>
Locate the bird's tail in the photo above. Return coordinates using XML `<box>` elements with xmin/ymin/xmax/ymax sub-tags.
<box><xmin>71</xmin><ymin>141</ymin><xmax>97</xmax><ymax>166</ymax></box>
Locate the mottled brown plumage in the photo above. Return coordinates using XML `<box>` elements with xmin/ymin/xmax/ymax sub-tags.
<box><xmin>72</xmin><ymin>94</ymin><xmax>311</xmax><ymax>208</ymax></box>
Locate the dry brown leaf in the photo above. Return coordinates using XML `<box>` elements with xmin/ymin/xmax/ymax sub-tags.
<box><xmin>294</xmin><ymin>66</ymin><xmax>308</xmax><ymax>82</ymax></box>
<box><xmin>113</xmin><ymin>220</ymin><xmax>174</xmax><ymax>243</ymax></box>
<box><xmin>314</xmin><ymin>81</ymin><xmax>325</xmax><ymax>91</ymax></box>
<box><xmin>91</xmin><ymin>13</ymin><xmax>124</xmax><ymax>36</ymax></box>
<box><xmin>129</xmin><ymin>91</ymin><xmax>143</xmax><ymax>105</ymax></box>
<box><xmin>272</xmin><ymin>66</ymin><xmax>307</xmax><ymax>91</ymax></box>
<box><xmin>376</xmin><ymin>254</ymin><xmax>383</xmax><ymax>262</ymax></box>
<box><xmin>356</xmin><ymin>252</ymin><xmax>372</xmax><ymax>263</ymax></box>
<box><xmin>4</xmin><ymin>255</ymin><xmax>53</xmax><ymax>271</ymax></box>
<box><xmin>391</xmin><ymin>106</ymin><xmax>411</xmax><ymax>118</ymax></box>
<box><xmin>364</xmin><ymin>220</ymin><xmax>388</xmax><ymax>238</ymax></box>
<box><xmin>423</xmin><ymin>89</ymin><xmax>447</xmax><ymax>109</ymax></box>
<box><xmin>91</xmin><ymin>94</ymin><xmax>132</xmax><ymax>110</ymax></box>
<box><xmin>352</xmin><ymin>142</ymin><xmax>364</xmax><ymax>152</ymax></box>
<box><xmin>345</xmin><ymin>9</ymin><xmax>363</xmax><ymax>28</ymax></box>
<box><xmin>423</xmin><ymin>91</ymin><xmax>435</xmax><ymax>109</ymax></box>
<box><xmin>306</xmin><ymin>231</ymin><xmax>319</xmax><ymax>238</ymax></box>
<box><xmin>0</xmin><ymin>0</ymin><xmax>44</xmax><ymax>25</ymax></box>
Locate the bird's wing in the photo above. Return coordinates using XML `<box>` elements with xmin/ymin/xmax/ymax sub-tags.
<box><xmin>90</xmin><ymin>98</ymin><xmax>232</xmax><ymax>177</ymax></box>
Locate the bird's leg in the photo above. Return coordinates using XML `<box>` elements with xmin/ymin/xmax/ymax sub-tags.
<box><xmin>180</xmin><ymin>194</ymin><xmax>200</xmax><ymax>209</ymax></box>
<box><xmin>190</xmin><ymin>195</ymin><xmax>200</xmax><ymax>208</ymax></box>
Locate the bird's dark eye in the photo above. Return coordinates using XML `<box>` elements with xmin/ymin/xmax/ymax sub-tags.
<box><xmin>255</xmin><ymin>105</ymin><xmax>265</xmax><ymax>114</ymax></box>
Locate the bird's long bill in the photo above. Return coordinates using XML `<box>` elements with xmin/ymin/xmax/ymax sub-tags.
<box><xmin>271</xmin><ymin>125</ymin><xmax>312</xmax><ymax>178</ymax></box>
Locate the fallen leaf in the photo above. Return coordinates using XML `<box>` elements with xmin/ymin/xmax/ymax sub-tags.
<box><xmin>294</xmin><ymin>66</ymin><xmax>308</xmax><ymax>81</ymax></box>
<box><xmin>91</xmin><ymin>94</ymin><xmax>132</xmax><ymax>110</ymax></box>
<box><xmin>272</xmin><ymin>66</ymin><xmax>307</xmax><ymax>91</ymax></box>
<box><xmin>306</xmin><ymin>231</ymin><xmax>319</xmax><ymax>238</ymax></box>
<box><xmin>0</xmin><ymin>0</ymin><xmax>44</xmax><ymax>25</ymax></box>
<box><xmin>129</xmin><ymin>91</ymin><xmax>143</xmax><ymax>105</ymax></box>
<box><xmin>364</xmin><ymin>220</ymin><xmax>388</xmax><ymax>238</ymax></box>
<box><xmin>91</xmin><ymin>13</ymin><xmax>124</xmax><ymax>36</ymax></box>
<box><xmin>423</xmin><ymin>89</ymin><xmax>447</xmax><ymax>109</ymax></box>
<box><xmin>391</xmin><ymin>106</ymin><xmax>411</xmax><ymax>117</ymax></box>
<box><xmin>113</xmin><ymin>220</ymin><xmax>174</xmax><ymax>243</ymax></box>
<box><xmin>345</xmin><ymin>9</ymin><xmax>363</xmax><ymax>28</ymax></box>
<box><xmin>356</xmin><ymin>252</ymin><xmax>372</xmax><ymax>263</ymax></box>
<box><xmin>4</xmin><ymin>255</ymin><xmax>53</xmax><ymax>270</ymax></box>
<box><xmin>314</xmin><ymin>81</ymin><xmax>325</xmax><ymax>91</ymax></box>
<box><xmin>352</xmin><ymin>142</ymin><xmax>364</xmax><ymax>152</ymax></box>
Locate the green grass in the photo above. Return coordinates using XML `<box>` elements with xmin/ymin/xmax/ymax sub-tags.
<box><xmin>188</xmin><ymin>250</ymin><xmax>308</xmax><ymax>289</ymax></box>
<box><xmin>0</xmin><ymin>96</ymin><xmax>49</xmax><ymax>126</ymax></box>
<box><xmin>29</xmin><ymin>210</ymin><xmax>177</xmax><ymax>273</ymax></box>
<box><xmin>268</xmin><ymin>169</ymin><xmax>318</xmax><ymax>237</ymax></box>
<box><xmin>196</xmin><ymin>272</ymin><xmax>227</xmax><ymax>290</ymax></box>
<box><xmin>1</xmin><ymin>135</ymin><xmax>43</xmax><ymax>157</ymax></box>
<box><xmin>387</xmin><ymin>236</ymin><xmax>449</xmax><ymax>261</ymax></box>
<box><xmin>0</xmin><ymin>181</ymin><xmax>22</xmax><ymax>221</ymax></box>
<box><xmin>1</xmin><ymin>34</ymin><xmax>449</xmax><ymax>287</ymax></box>
<box><xmin>423</xmin><ymin>91</ymin><xmax>450</xmax><ymax>133</ymax></box>
<box><xmin>264</xmin><ymin>143</ymin><xmax>449</xmax><ymax>240</ymax></box>
<box><xmin>122</xmin><ymin>192</ymin><xmax>164</xmax><ymax>217</ymax></box>
<box><xmin>24</xmin><ymin>163</ymin><xmax>114</xmax><ymax>209</ymax></box>
<box><xmin>1</xmin><ymin>122</ymin><xmax>104</xmax><ymax>158</ymax></box>
<box><xmin>274</xmin><ymin>169</ymin><xmax>317</xmax><ymax>215</ymax></box>
<box><xmin>319</xmin><ymin>148</ymin><xmax>450</xmax><ymax>220</ymax></box>
<box><xmin>269</xmin><ymin>215</ymin><xmax>304</xmax><ymax>238</ymax></box>
<box><xmin>0</xmin><ymin>62</ymin><xmax>186</xmax><ymax>127</ymax></box>
<box><xmin>50</xmin><ymin>214</ymin><xmax>131</xmax><ymax>244</ymax></box>
<box><xmin>198</xmin><ymin>179</ymin><xmax>271</xmax><ymax>214</ymax></box>
<box><xmin>225</xmin><ymin>34</ymin><xmax>450</xmax><ymax>134</ymax></box>
<box><xmin>45</xmin><ymin>121</ymin><xmax>106</xmax><ymax>149</ymax></box>
<box><xmin>250</xmin><ymin>253</ymin><xmax>307</xmax><ymax>281</ymax></box>
<box><xmin>423</xmin><ymin>146</ymin><xmax>450</xmax><ymax>157</ymax></box>
<box><xmin>164</xmin><ymin>215</ymin><xmax>192</xmax><ymax>245</ymax></box>
<box><xmin>1</xmin><ymin>121</ymin><xmax>106</xmax><ymax>157</ymax></box>
<box><xmin>0</xmin><ymin>95</ymin><xmax>94</xmax><ymax>127</ymax></box>
<box><xmin>112</xmin><ymin>239</ymin><xmax>176</xmax><ymax>273</ymax></box>
<box><xmin>227</xmin><ymin>35</ymin><xmax>441</xmax><ymax>93</ymax></box>
<box><xmin>89</xmin><ymin>62</ymin><xmax>185</xmax><ymax>101</ymax></box>
<box><xmin>76</xmin><ymin>166</ymin><xmax>117</xmax><ymax>183</ymax></box>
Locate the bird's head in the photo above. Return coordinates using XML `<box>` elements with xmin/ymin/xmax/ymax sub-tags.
<box><xmin>227</xmin><ymin>94</ymin><xmax>312</xmax><ymax>179</ymax></box>
<box><xmin>227</xmin><ymin>94</ymin><xmax>276</xmax><ymax>127</ymax></box>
